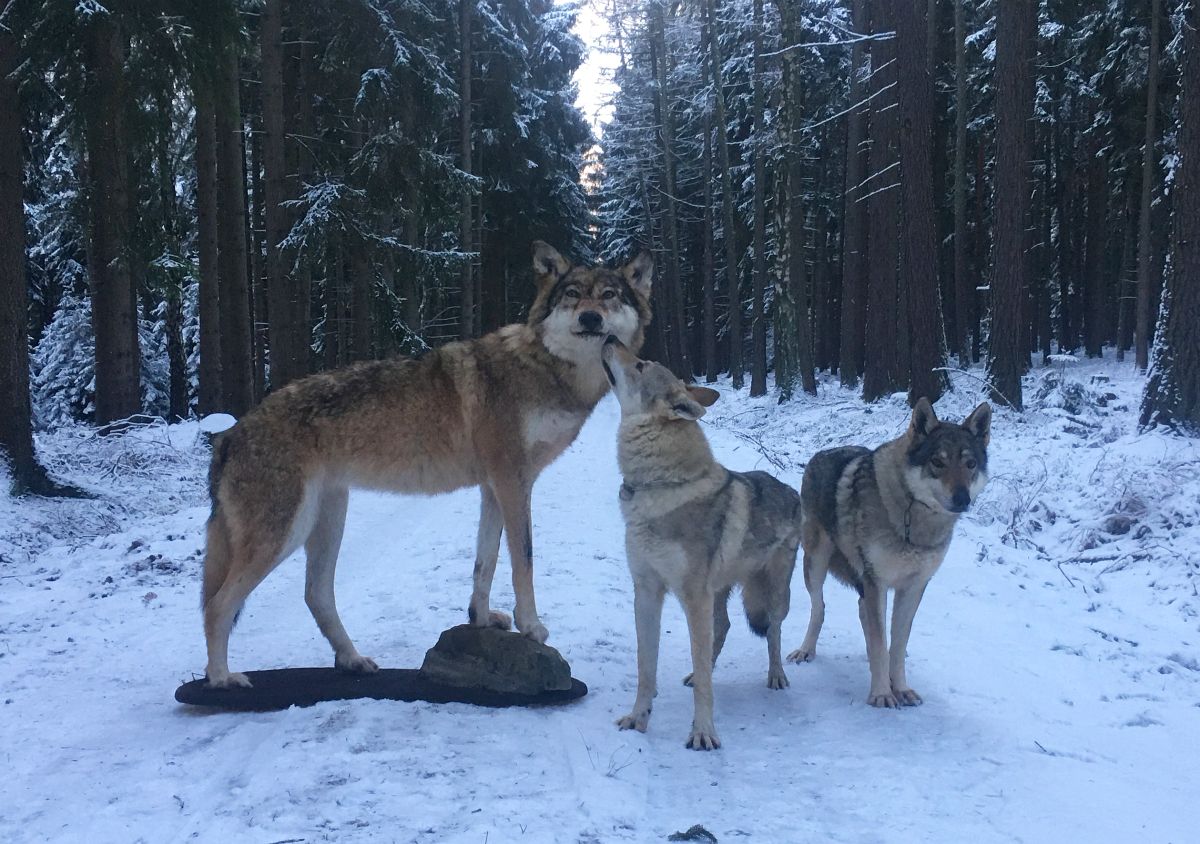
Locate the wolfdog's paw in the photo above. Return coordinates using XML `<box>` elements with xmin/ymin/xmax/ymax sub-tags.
<box><xmin>616</xmin><ymin>708</ymin><xmax>651</xmax><ymax>732</ymax></box>
<box><xmin>786</xmin><ymin>646</ymin><xmax>816</xmax><ymax>663</ymax></box>
<box><xmin>486</xmin><ymin>610</ymin><xmax>513</xmax><ymax>630</ymax></box>
<box><xmin>518</xmin><ymin>620</ymin><xmax>549</xmax><ymax>644</ymax></box>
<box><xmin>336</xmin><ymin>653</ymin><xmax>380</xmax><ymax>674</ymax></box>
<box><xmin>206</xmin><ymin>671</ymin><xmax>252</xmax><ymax>689</ymax></box>
<box><xmin>686</xmin><ymin>723</ymin><xmax>721</xmax><ymax>751</ymax></box>
<box><xmin>867</xmin><ymin>690</ymin><xmax>901</xmax><ymax>709</ymax></box>
<box><xmin>893</xmin><ymin>687</ymin><xmax>923</xmax><ymax>706</ymax></box>
<box><xmin>766</xmin><ymin>667</ymin><xmax>789</xmax><ymax>690</ymax></box>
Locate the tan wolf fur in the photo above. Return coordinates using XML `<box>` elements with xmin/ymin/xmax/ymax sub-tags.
<box><xmin>786</xmin><ymin>398</ymin><xmax>992</xmax><ymax>707</ymax></box>
<box><xmin>201</xmin><ymin>242</ymin><xmax>653</xmax><ymax>687</ymax></box>
<box><xmin>602</xmin><ymin>338</ymin><xmax>800</xmax><ymax>750</ymax></box>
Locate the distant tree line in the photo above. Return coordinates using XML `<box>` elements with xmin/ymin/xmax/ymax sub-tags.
<box><xmin>0</xmin><ymin>0</ymin><xmax>591</xmax><ymax>493</ymax></box>
<box><xmin>594</xmin><ymin>0</ymin><xmax>1199</xmax><ymax>424</ymax></box>
<box><xmin>2</xmin><ymin>0</ymin><xmax>1199</xmax><ymax>498</ymax></box>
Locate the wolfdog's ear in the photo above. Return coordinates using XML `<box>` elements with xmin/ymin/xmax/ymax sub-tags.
<box><xmin>686</xmin><ymin>385</ymin><xmax>720</xmax><ymax>407</ymax></box>
<box><xmin>669</xmin><ymin>394</ymin><xmax>707</xmax><ymax>421</ymax></box>
<box><xmin>963</xmin><ymin>402</ymin><xmax>992</xmax><ymax>446</ymax></box>
<box><xmin>532</xmin><ymin>241</ymin><xmax>570</xmax><ymax>287</ymax></box>
<box><xmin>908</xmin><ymin>397</ymin><xmax>938</xmax><ymax>440</ymax></box>
<box><xmin>620</xmin><ymin>250</ymin><xmax>654</xmax><ymax>298</ymax></box>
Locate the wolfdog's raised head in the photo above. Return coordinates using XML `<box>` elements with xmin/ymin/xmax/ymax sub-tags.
<box><xmin>528</xmin><ymin>243</ymin><xmax>654</xmax><ymax>361</ymax></box>
<box><xmin>903</xmin><ymin>398</ymin><xmax>992</xmax><ymax>514</ymax></box>
<box><xmin>601</xmin><ymin>336</ymin><xmax>719</xmax><ymax>421</ymax></box>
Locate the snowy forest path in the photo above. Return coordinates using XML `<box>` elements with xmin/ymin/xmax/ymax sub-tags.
<box><xmin>1</xmin><ymin>387</ymin><xmax>1198</xmax><ymax>842</ymax></box>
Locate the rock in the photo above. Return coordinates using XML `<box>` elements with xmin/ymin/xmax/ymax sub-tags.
<box><xmin>1102</xmin><ymin>513</ymin><xmax>1133</xmax><ymax>535</ymax></box>
<box><xmin>419</xmin><ymin>625</ymin><xmax>573</xmax><ymax>695</ymax></box>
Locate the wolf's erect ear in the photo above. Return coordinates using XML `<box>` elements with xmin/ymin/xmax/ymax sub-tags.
<box><xmin>963</xmin><ymin>401</ymin><xmax>992</xmax><ymax>446</ymax></box>
<box><xmin>668</xmin><ymin>395</ymin><xmax>707</xmax><ymax>422</ymax></box>
<box><xmin>908</xmin><ymin>397</ymin><xmax>938</xmax><ymax>440</ymax></box>
<box><xmin>532</xmin><ymin>241</ymin><xmax>570</xmax><ymax>287</ymax></box>
<box><xmin>686</xmin><ymin>385</ymin><xmax>720</xmax><ymax>407</ymax></box>
<box><xmin>621</xmin><ymin>250</ymin><xmax>654</xmax><ymax>298</ymax></box>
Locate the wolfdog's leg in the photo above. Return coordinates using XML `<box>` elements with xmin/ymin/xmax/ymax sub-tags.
<box><xmin>682</xmin><ymin>587</ymin><xmax>720</xmax><ymax>750</ymax></box>
<box><xmin>305</xmin><ymin>485</ymin><xmax>377</xmax><ymax>674</ymax></box>
<box><xmin>888</xmin><ymin>579</ymin><xmax>929</xmax><ymax>706</ymax></box>
<box><xmin>683</xmin><ymin>587</ymin><xmax>730</xmax><ymax>687</ymax></box>
<box><xmin>493</xmin><ymin>479</ymin><xmax>548</xmax><ymax>642</ymax></box>
<box><xmin>858</xmin><ymin>579</ymin><xmax>897</xmax><ymax>708</ymax></box>
<box><xmin>764</xmin><ymin>550</ymin><xmax>794</xmax><ymax>689</ymax></box>
<box><xmin>617</xmin><ymin>574</ymin><xmax>665</xmax><ymax>733</ymax></box>
<box><xmin>468</xmin><ymin>485</ymin><xmax>512</xmax><ymax>630</ymax></box>
<box><xmin>788</xmin><ymin>539</ymin><xmax>831</xmax><ymax>663</ymax></box>
<box><xmin>204</xmin><ymin>532</ymin><xmax>287</xmax><ymax>688</ymax></box>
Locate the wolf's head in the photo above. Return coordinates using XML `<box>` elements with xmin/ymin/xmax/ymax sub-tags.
<box><xmin>601</xmin><ymin>337</ymin><xmax>719</xmax><ymax>422</ymax></box>
<box><xmin>527</xmin><ymin>242</ymin><xmax>654</xmax><ymax>362</ymax></box>
<box><xmin>902</xmin><ymin>398</ymin><xmax>992</xmax><ymax>514</ymax></box>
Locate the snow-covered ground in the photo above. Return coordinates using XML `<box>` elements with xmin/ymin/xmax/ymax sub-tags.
<box><xmin>1</xmin><ymin>354</ymin><xmax>1198</xmax><ymax>843</ymax></box>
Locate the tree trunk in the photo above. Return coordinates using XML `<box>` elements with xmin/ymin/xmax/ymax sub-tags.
<box><xmin>839</xmin><ymin>0</ymin><xmax>870</xmax><ymax>387</ymax></box>
<box><xmin>1141</xmin><ymin>0</ymin><xmax>1200</xmax><ymax>429</ymax></box>
<box><xmin>896</xmin><ymin>0</ymin><xmax>945</xmax><ymax>405</ymax></box>
<box><xmin>350</xmin><ymin>239</ymin><xmax>372</xmax><ymax>361</ymax></box>
<box><xmin>708</xmin><ymin>0</ymin><xmax>743</xmax><ymax>388</ymax></box>
<box><xmin>261</xmin><ymin>0</ymin><xmax>301</xmax><ymax>390</ymax></box>
<box><xmin>194</xmin><ymin>83</ymin><xmax>223</xmax><ymax>415</ymax></box>
<box><xmin>1135</xmin><ymin>0</ymin><xmax>1161</xmax><ymax>370</ymax></box>
<box><xmin>987</xmin><ymin>0</ymin><xmax>1035</xmax><ymax>409</ymax></box>
<box><xmin>952</xmin><ymin>0</ymin><xmax>970</xmax><ymax>364</ymax></box>
<box><xmin>458</xmin><ymin>0</ymin><xmax>475</xmax><ymax>340</ymax></box>
<box><xmin>0</xmin><ymin>18</ymin><xmax>53</xmax><ymax>492</ymax></box>
<box><xmin>749</xmin><ymin>0</ymin><xmax>768</xmax><ymax>396</ymax></box>
<box><xmin>650</xmin><ymin>1</ymin><xmax>691</xmax><ymax>378</ymax></box>
<box><xmin>1082</xmin><ymin>136</ymin><xmax>1107</xmax><ymax>358</ymax></box>
<box><xmin>82</xmin><ymin>13</ymin><xmax>140</xmax><ymax>425</ymax></box>
<box><xmin>215</xmin><ymin>45</ymin><xmax>254</xmax><ymax>415</ymax></box>
<box><xmin>702</xmin><ymin>107</ymin><xmax>718</xmax><ymax>383</ymax></box>
<box><xmin>862</xmin><ymin>0</ymin><xmax>903</xmax><ymax>402</ymax></box>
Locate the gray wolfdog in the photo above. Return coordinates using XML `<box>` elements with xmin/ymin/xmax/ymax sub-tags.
<box><xmin>201</xmin><ymin>243</ymin><xmax>653</xmax><ymax>688</ymax></box>
<box><xmin>602</xmin><ymin>337</ymin><xmax>800</xmax><ymax>749</ymax></box>
<box><xmin>787</xmin><ymin>398</ymin><xmax>991</xmax><ymax>707</ymax></box>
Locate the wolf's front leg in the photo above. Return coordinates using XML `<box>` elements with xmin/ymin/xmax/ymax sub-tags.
<box><xmin>468</xmin><ymin>485</ymin><xmax>514</xmax><ymax>631</ymax></box>
<box><xmin>858</xmin><ymin>579</ymin><xmax>897</xmax><ymax>708</ymax></box>
<box><xmin>617</xmin><ymin>575</ymin><xmax>665</xmax><ymax>733</ymax></box>
<box><xmin>888</xmin><ymin>580</ymin><xmax>929</xmax><ymax>706</ymax></box>
<box><xmin>681</xmin><ymin>589</ymin><xmax>720</xmax><ymax>749</ymax></box>
<box><xmin>494</xmin><ymin>481</ymin><xmax>548</xmax><ymax>642</ymax></box>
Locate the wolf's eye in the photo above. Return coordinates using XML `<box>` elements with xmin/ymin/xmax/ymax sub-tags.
<box><xmin>564</xmin><ymin>289</ymin><xmax>581</xmax><ymax>299</ymax></box>
<box><xmin>931</xmin><ymin>458</ymin><xmax>946</xmax><ymax>470</ymax></box>
<box><xmin>602</xmin><ymin>289</ymin><xmax>617</xmax><ymax>300</ymax></box>
<box><xmin>635</xmin><ymin>362</ymin><xmax>644</xmax><ymax>372</ymax></box>
<box><xmin>966</xmin><ymin>459</ymin><xmax>977</xmax><ymax>470</ymax></box>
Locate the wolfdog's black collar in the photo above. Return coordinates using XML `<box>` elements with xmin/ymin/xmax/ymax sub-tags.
<box><xmin>902</xmin><ymin>495</ymin><xmax>937</xmax><ymax>545</ymax></box>
<box><xmin>620</xmin><ymin>470</ymin><xmax>733</xmax><ymax>502</ymax></box>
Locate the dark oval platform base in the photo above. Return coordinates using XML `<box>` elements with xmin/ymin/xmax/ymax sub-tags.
<box><xmin>175</xmin><ymin>668</ymin><xmax>588</xmax><ymax>712</ymax></box>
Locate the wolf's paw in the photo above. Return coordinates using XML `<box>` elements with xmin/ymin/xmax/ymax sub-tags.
<box><xmin>868</xmin><ymin>690</ymin><xmax>901</xmax><ymax>708</ymax></box>
<box><xmin>336</xmin><ymin>653</ymin><xmax>380</xmax><ymax>674</ymax></box>
<box><xmin>893</xmin><ymin>686</ymin><xmax>923</xmax><ymax>706</ymax></box>
<box><xmin>786</xmin><ymin>646</ymin><xmax>816</xmax><ymax>663</ymax></box>
<box><xmin>518</xmin><ymin>620</ymin><xmax>549</xmax><ymax>644</ymax></box>
<box><xmin>686</xmin><ymin>723</ymin><xmax>721</xmax><ymax>751</ymax></box>
<box><xmin>206</xmin><ymin>671</ymin><xmax>252</xmax><ymax>689</ymax></box>
<box><xmin>485</xmin><ymin>610</ymin><xmax>513</xmax><ymax>630</ymax></box>
<box><xmin>616</xmin><ymin>708</ymin><xmax>651</xmax><ymax>732</ymax></box>
<box><xmin>767</xmin><ymin>667</ymin><xmax>789</xmax><ymax>690</ymax></box>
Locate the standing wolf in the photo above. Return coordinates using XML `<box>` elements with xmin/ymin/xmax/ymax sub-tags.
<box><xmin>201</xmin><ymin>243</ymin><xmax>653</xmax><ymax>688</ymax></box>
<box><xmin>786</xmin><ymin>398</ymin><xmax>992</xmax><ymax>707</ymax></box>
<box><xmin>602</xmin><ymin>337</ymin><xmax>800</xmax><ymax>750</ymax></box>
